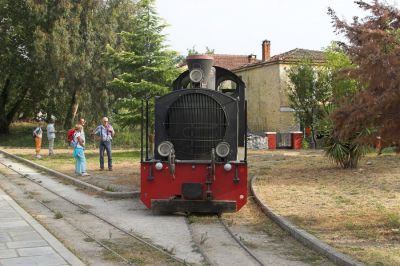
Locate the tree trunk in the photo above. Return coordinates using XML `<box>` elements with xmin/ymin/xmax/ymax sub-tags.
<box><xmin>0</xmin><ymin>78</ymin><xmax>11</xmax><ymax>134</ymax></box>
<box><xmin>64</xmin><ymin>88</ymin><xmax>80</xmax><ymax>129</ymax></box>
<box><xmin>0</xmin><ymin>78</ymin><xmax>29</xmax><ymax>134</ymax></box>
<box><xmin>310</xmin><ymin>125</ymin><xmax>317</xmax><ymax>149</ymax></box>
<box><xmin>0</xmin><ymin>118</ymin><xmax>10</xmax><ymax>134</ymax></box>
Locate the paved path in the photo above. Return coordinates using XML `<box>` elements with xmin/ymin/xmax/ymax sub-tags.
<box><xmin>0</xmin><ymin>188</ymin><xmax>84</xmax><ymax>266</ymax></box>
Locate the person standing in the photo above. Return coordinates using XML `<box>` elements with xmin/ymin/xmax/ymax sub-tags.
<box><xmin>94</xmin><ymin>117</ymin><xmax>115</xmax><ymax>171</ymax></box>
<box><xmin>78</xmin><ymin>118</ymin><xmax>86</xmax><ymax>145</ymax></box>
<box><xmin>47</xmin><ymin>119</ymin><xmax>56</xmax><ymax>155</ymax></box>
<box><xmin>77</xmin><ymin>118</ymin><xmax>90</xmax><ymax>176</ymax></box>
<box><xmin>72</xmin><ymin>124</ymin><xmax>90</xmax><ymax>176</ymax></box>
<box><xmin>33</xmin><ymin>123</ymin><xmax>43</xmax><ymax>159</ymax></box>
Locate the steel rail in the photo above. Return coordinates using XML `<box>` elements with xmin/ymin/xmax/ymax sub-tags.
<box><xmin>183</xmin><ymin>216</ymin><xmax>214</xmax><ymax>266</ymax></box>
<box><xmin>217</xmin><ymin>216</ymin><xmax>266</xmax><ymax>266</ymax></box>
<box><xmin>36</xmin><ymin>199</ymin><xmax>133</xmax><ymax>265</ymax></box>
<box><xmin>0</xmin><ymin>159</ymin><xmax>187</xmax><ymax>265</ymax></box>
<box><xmin>0</xmin><ymin>161</ymin><xmax>133</xmax><ymax>265</ymax></box>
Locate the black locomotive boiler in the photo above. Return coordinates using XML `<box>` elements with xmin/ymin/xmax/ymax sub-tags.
<box><xmin>140</xmin><ymin>55</ymin><xmax>248</xmax><ymax>213</ymax></box>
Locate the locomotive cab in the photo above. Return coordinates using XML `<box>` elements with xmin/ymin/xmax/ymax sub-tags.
<box><xmin>140</xmin><ymin>55</ymin><xmax>248</xmax><ymax>213</ymax></box>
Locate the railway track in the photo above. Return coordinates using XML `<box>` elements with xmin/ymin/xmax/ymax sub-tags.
<box><xmin>217</xmin><ymin>217</ymin><xmax>266</xmax><ymax>266</ymax></box>
<box><xmin>0</xmin><ymin>157</ymin><xmax>187</xmax><ymax>266</ymax></box>
<box><xmin>0</xmin><ymin>155</ymin><xmax>271</xmax><ymax>266</ymax></box>
<box><xmin>0</xmin><ymin>152</ymin><xmax>338</xmax><ymax>266</ymax></box>
<box><xmin>184</xmin><ymin>214</ymin><xmax>267</xmax><ymax>266</ymax></box>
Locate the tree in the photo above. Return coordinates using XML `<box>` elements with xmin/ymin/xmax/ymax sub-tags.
<box><xmin>0</xmin><ymin>0</ymin><xmax>38</xmax><ymax>133</ymax></box>
<box><xmin>0</xmin><ymin>0</ymin><xmax>138</xmax><ymax>132</ymax></box>
<box><xmin>106</xmin><ymin>0</ymin><xmax>179</xmax><ymax>128</ymax></box>
<box><xmin>329</xmin><ymin>0</ymin><xmax>400</xmax><ymax>145</ymax></box>
<box><xmin>187</xmin><ymin>46</ymin><xmax>215</xmax><ymax>55</ymax></box>
<box><xmin>318</xmin><ymin>44</ymin><xmax>369</xmax><ymax>168</ymax></box>
<box><xmin>287</xmin><ymin>59</ymin><xmax>332</xmax><ymax>148</ymax></box>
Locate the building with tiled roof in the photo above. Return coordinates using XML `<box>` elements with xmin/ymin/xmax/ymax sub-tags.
<box><xmin>232</xmin><ymin>40</ymin><xmax>325</xmax><ymax>136</ymax></box>
<box><xmin>234</xmin><ymin>48</ymin><xmax>325</xmax><ymax>71</ymax></box>
<box><xmin>212</xmin><ymin>54</ymin><xmax>261</xmax><ymax>70</ymax></box>
<box><xmin>180</xmin><ymin>54</ymin><xmax>260</xmax><ymax>70</ymax></box>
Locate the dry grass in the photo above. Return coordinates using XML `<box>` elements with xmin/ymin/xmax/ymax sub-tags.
<box><xmin>250</xmin><ymin>149</ymin><xmax>400</xmax><ymax>266</ymax></box>
<box><xmin>101</xmin><ymin>237</ymin><xmax>181</xmax><ymax>266</ymax></box>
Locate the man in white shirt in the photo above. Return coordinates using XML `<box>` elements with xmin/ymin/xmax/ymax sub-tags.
<box><xmin>47</xmin><ymin>119</ymin><xmax>56</xmax><ymax>155</ymax></box>
<box><xmin>94</xmin><ymin>117</ymin><xmax>115</xmax><ymax>171</ymax></box>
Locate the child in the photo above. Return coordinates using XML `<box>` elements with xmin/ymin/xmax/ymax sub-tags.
<box><xmin>72</xmin><ymin>124</ymin><xmax>90</xmax><ymax>176</ymax></box>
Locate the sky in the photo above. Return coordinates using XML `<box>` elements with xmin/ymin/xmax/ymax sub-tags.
<box><xmin>156</xmin><ymin>0</ymin><xmax>398</xmax><ymax>58</ymax></box>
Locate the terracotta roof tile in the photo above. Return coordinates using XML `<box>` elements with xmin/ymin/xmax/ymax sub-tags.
<box><xmin>211</xmin><ymin>54</ymin><xmax>261</xmax><ymax>70</ymax></box>
<box><xmin>233</xmin><ymin>48</ymin><xmax>325</xmax><ymax>71</ymax></box>
<box><xmin>269</xmin><ymin>48</ymin><xmax>325</xmax><ymax>61</ymax></box>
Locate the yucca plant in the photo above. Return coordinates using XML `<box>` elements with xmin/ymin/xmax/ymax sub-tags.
<box><xmin>324</xmin><ymin>134</ymin><xmax>369</xmax><ymax>169</ymax></box>
<box><xmin>319</xmin><ymin>105</ymin><xmax>369</xmax><ymax>169</ymax></box>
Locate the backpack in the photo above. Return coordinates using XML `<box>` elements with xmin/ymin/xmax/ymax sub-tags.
<box><xmin>32</xmin><ymin>128</ymin><xmax>36</xmax><ymax>139</ymax></box>
<box><xmin>67</xmin><ymin>128</ymin><xmax>76</xmax><ymax>144</ymax></box>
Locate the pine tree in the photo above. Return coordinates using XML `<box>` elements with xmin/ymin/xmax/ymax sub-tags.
<box><xmin>107</xmin><ymin>0</ymin><xmax>179</xmax><ymax>127</ymax></box>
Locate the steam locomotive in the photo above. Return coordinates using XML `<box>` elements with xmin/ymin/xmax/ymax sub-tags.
<box><xmin>140</xmin><ymin>55</ymin><xmax>248</xmax><ymax>213</ymax></box>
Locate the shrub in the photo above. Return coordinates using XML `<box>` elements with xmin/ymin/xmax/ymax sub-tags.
<box><xmin>320</xmin><ymin>105</ymin><xmax>369</xmax><ymax>169</ymax></box>
<box><xmin>324</xmin><ymin>134</ymin><xmax>369</xmax><ymax>169</ymax></box>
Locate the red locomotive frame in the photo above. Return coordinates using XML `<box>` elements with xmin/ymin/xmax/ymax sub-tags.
<box><xmin>140</xmin><ymin>55</ymin><xmax>248</xmax><ymax>213</ymax></box>
<box><xmin>141</xmin><ymin>162</ymin><xmax>247</xmax><ymax>213</ymax></box>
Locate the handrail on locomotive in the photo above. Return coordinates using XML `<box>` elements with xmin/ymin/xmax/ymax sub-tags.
<box><xmin>139</xmin><ymin>54</ymin><xmax>248</xmax><ymax>213</ymax></box>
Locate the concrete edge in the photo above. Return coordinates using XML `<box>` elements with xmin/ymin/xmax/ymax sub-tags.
<box><xmin>0</xmin><ymin>188</ymin><xmax>85</xmax><ymax>266</ymax></box>
<box><xmin>250</xmin><ymin>175</ymin><xmax>365</xmax><ymax>266</ymax></box>
<box><xmin>0</xmin><ymin>150</ymin><xmax>140</xmax><ymax>199</ymax></box>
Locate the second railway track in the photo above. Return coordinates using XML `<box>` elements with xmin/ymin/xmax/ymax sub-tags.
<box><xmin>0</xmin><ymin>157</ymin><xmax>188</xmax><ymax>265</ymax></box>
<box><xmin>0</xmin><ymin>152</ymin><xmax>335</xmax><ymax>266</ymax></box>
<box><xmin>0</xmin><ymin>156</ymin><xmax>269</xmax><ymax>266</ymax></box>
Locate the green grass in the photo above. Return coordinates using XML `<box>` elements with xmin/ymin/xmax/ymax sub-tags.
<box><xmin>54</xmin><ymin>211</ymin><xmax>63</xmax><ymax>219</ymax></box>
<box><xmin>0</xmin><ymin>122</ymin><xmax>142</xmax><ymax>149</ymax></box>
<box><xmin>105</xmin><ymin>185</ymin><xmax>117</xmax><ymax>192</ymax></box>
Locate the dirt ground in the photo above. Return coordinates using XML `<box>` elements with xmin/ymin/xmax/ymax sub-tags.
<box><xmin>250</xmin><ymin>149</ymin><xmax>400</xmax><ymax>266</ymax></box>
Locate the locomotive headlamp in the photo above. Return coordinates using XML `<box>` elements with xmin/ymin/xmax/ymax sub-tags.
<box><xmin>158</xmin><ymin>141</ymin><xmax>174</xmax><ymax>157</ymax></box>
<box><xmin>189</xmin><ymin>69</ymin><xmax>203</xmax><ymax>83</ymax></box>
<box><xmin>155</xmin><ymin>162</ymin><xmax>163</xmax><ymax>170</ymax></box>
<box><xmin>216</xmin><ymin>142</ymin><xmax>230</xmax><ymax>158</ymax></box>
<box><xmin>224</xmin><ymin>163</ymin><xmax>232</xmax><ymax>171</ymax></box>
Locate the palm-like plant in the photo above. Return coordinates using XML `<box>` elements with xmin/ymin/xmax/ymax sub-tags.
<box><xmin>319</xmin><ymin>105</ymin><xmax>369</xmax><ymax>169</ymax></box>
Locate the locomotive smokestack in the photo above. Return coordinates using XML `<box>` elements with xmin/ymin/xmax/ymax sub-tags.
<box><xmin>186</xmin><ymin>54</ymin><xmax>214</xmax><ymax>88</ymax></box>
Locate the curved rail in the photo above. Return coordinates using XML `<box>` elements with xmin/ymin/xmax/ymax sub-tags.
<box><xmin>183</xmin><ymin>216</ymin><xmax>214</xmax><ymax>266</ymax></box>
<box><xmin>217</xmin><ymin>216</ymin><xmax>266</xmax><ymax>266</ymax></box>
